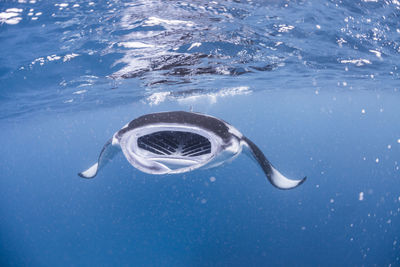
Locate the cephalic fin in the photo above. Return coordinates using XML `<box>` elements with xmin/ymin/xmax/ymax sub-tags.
<box><xmin>78</xmin><ymin>139</ymin><xmax>120</xmax><ymax>179</ymax></box>
<box><xmin>241</xmin><ymin>136</ymin><xmax>306</xmax><ymax>190</ymax></box>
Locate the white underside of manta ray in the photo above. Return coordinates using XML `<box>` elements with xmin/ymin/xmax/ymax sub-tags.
<box><xmin>79</xmin><ymin>111</ymin><xmax>306</xmax><ymax>190</ymax></box>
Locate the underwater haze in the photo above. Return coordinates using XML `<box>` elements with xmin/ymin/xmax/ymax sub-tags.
<box><xmin>1</xmin><ymin>0</ymin><xmax>400</xmax><ymax>266</ymax></box>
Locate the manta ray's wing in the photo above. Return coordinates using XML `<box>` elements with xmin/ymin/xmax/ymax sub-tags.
<box><xmin>78</xmin><ymin>139</ymin><xmax>120</xmax><ymax>179</ymax></box>
<box><xmin>242</xmin><ymin>136</ymin><xmax>306</xmax><ymax>190</ymax></box>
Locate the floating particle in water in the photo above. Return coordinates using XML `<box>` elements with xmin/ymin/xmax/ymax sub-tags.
<box><xmin>316</xmin><ymin>24</ymin><xmax>321</xmax><ymax>29</ymax></box>
<box><xmin>201</xmin><ymin>198</ymin><xmax>207</xmax><ymax>204</ymax></box>
<box><xmin>209</xmin><ymin>176</ymin><xmax>216</xmax><ymax>182</ymax></box>
<box><xmin>397</xmin><ymin>139</ymin><xmax>400</xmax><ymax>144</ymax></box>
<box><xmin>375</xmin><ymin>158</ymin><xmax>379</xmax><ymax>163</ymax></box>
<box><xmin>388</xmin><ymin>144</ymin><xmax>392</xmax><ymax>149</ymax></box>
<box><xmin>312</xmin><ymin>79</ymin><xmax>317</xmax><ymax>86</ymax></box>
<box><xmin>361</xmin><ymin>109</ymin><xmax>366</xmax><ymax>114</ymax></box>
<box><xmin>350</xmin><ymin>223</ymin><xmax>354</xmax><ymax>227</ymax></box>
<box><xmin>330</xmin><ymin>198</ymin><xmax>334</xmax><ymax>203</ymax></box>
<box><xmin>359</xmin><ymin>192</ymin><xmax>364</xmax><ymax>201</ymax></box>
<box><xmin>301</xmin><ymin>226</ymin><xmax>306</xmax><ymax>230</ymax></box>
<box><xmin>363</xmin><ymin>157</ymin><xmax>366</xmax><ymax>161</ymax></box>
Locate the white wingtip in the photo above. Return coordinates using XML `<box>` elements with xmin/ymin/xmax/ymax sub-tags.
<box><xmin>78</xmin><ymin>163</ymin><xmax>99</xmax><ymax>179</ymax></box>
<box><xmin>270</xmin><ymin>166</ymin><xmax>306</xmax><ymax>190</ymax></box>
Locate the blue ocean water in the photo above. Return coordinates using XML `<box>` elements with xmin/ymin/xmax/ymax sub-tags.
<box><xmin>1</xmin><ymin>0</ymin><xmax>400</xmax><ymax>266</ymax></box>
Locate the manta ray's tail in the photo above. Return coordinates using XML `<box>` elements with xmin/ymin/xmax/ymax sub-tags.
<box><xmin>242</xmin><ymin>136</ymin><xmax>306</xmax><ymax>190</ymax></box>
<box><xmin>78</xmin><ymin>139</ymin><xmax>119</xmax><ymax>178</ymax></box>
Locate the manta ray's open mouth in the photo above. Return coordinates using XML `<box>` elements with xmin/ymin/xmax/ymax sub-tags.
<box><xmin>137</xmin><ymin>131</ymin><xmax>212</xmax><ymax>158</ymax></box>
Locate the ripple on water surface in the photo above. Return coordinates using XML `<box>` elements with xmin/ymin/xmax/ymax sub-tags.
<box><xmin>0</xmin><ymin>0</ymin><xmax>399</xmax><ymax>119</ymax></box>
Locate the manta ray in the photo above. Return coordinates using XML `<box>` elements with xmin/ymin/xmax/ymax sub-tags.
<box><xmin>79</xmin><ymin>111</ymin><xmax>306</xmax><ymax>190</ymax></box>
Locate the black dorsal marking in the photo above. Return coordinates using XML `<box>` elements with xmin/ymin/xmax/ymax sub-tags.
<box><xmin>117</xmin><ymin>111</ymin><xmax>232</xmax><ymax>142</ymax></box>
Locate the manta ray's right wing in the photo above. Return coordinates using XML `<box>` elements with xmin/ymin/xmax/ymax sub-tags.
<box><xmin>241</xmin><ymin>136</ymin><xmax>306</xmax><ymax>190</ymax></box>
<box><xmin>78</xmin><ymin>139</ymin><xmax>120</xmax><ymax>179</ymax></box>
